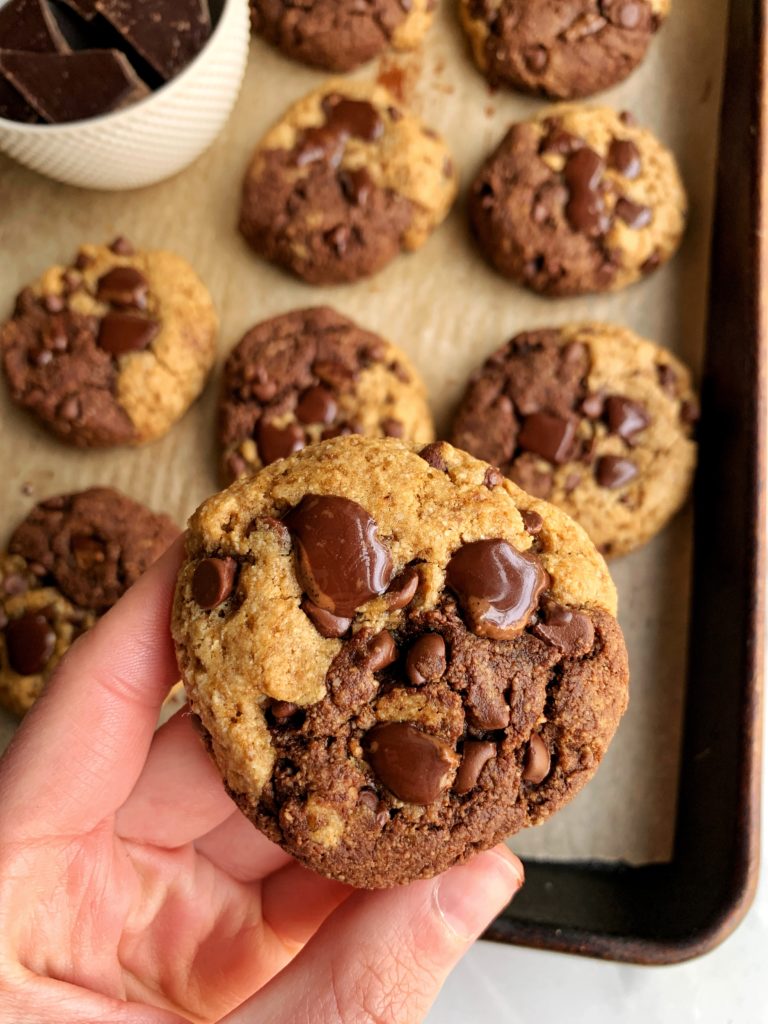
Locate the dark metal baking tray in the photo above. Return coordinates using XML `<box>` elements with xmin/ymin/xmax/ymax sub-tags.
<box><xmin>487</xmin><ymin>0</ymin><xmax>765</xmax><ymax>964</ymax></box>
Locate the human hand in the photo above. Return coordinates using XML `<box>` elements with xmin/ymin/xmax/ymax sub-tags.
<box><xmin>0</xmin><ymin>538</ymin><xmax>523</xmax><ymax>1023</ymax></box>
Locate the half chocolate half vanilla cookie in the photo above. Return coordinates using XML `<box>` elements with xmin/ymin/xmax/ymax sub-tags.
<box><xmin>172</xmin><ymin>436</ymin><xmax>629</xmax><ymax>888</ymax></box>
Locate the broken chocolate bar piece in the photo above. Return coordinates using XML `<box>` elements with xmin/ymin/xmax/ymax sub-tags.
<box><xmin>94</xmin><ymin>0</ymin><xmax>211</xmax><ymax>81</ymax></box>
<box><xmin>0</xmin><ymin>48</ymin><xmax>149</xmax><ymax>123</ymax></box>
<box><xmin>0</xmin><ymin>0</ymin><xmax>70</xmax><ymax>53</ymax></box>
<box><xmin>56</xmin><ymin>0</ymin><xmax>100</xmax><ymax>19</ymax></box>
<box><xmin>0</xmin><ymin>76</ymin><xmax>38</xmax><ymax>122</ymax></box>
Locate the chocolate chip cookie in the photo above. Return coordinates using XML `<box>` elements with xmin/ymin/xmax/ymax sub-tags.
<box><xmin>451</xmin><ymin>323</ymin><xmax>698</xmax><ymax>557</ymax></box>
<box><xmin>251</xmin><ymin>0</ymin><xmax>436</xmax><ymax>72</ymax></box>
<box><xmin>218</xmin><ymin>306</ymin><xmax>435</xmax><ymax>483</ymax></box>
<box><xmin>469</xmin><ymin>105</ymin><xmax>686</xmax><ymax>296</ymax></box>
<box><xmin>0</xmin><ymin>487</ymin><xmax>178</xmax><ymax>716</ymax></box>
<box><xmin>239</xmin><ymin>81</ymin><xmax>458</xmax><ymax>285</ymax></box>
<box><xmin>460</xmin><ymin>1</ymin><xmax>669</xmax><ymax>99</ymax></box>
<box><xmin>172</xmin><ymin>435</ymin><xmax>629</xmax><ymax>887</ymax></box>
<box><xmin>1</xmin><ymin>238</ymin><xmax>218</xmax><ymax>447</ymax></box>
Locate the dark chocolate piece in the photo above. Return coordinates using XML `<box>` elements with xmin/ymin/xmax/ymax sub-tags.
<box><xmin>94</xmin><ymin>0</ymin><xmax>211</xmax><ymax>81</ymax></box>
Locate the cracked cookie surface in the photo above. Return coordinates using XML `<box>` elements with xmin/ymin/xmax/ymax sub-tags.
<box><xmin>0</xmin><ymin>487</ymin><xmax>178</xmax><ymax>716</ymax></box>
<box><xmin>468</xmin><ymin>104</ymin><xmax>686</xmax><ymax>296</ymax></box>
<box><xmin>239</xmin><ymin>80</ymin><xmax>458</xmax><ymax>285</ymax></box>
<box><xmin>1</xmin><ymin>238</ymin><xmax>218</xmax><ymax>446</ymax></box>
<box><xmin>251</xmin><ymin>0</ymin><xmax>436</xmax><ymax>71</ymax></box>
<box><xmin>451</xmin><ymin>323</ymin><xmax>698</xmax><ymax>557</ymax></box>
<box><xmin>460</xmin><ymin>0</ymin><xmax>669</xmax><ymax>99</ymax></box>
<box><xmin>172</xmin><ymin>435</ymin><xmax>629</xmax><ymax>887</ymax></box>
<box><xmin>218</xmin><ymin>306</ymin><xmax>435</xmax><ymax>483</ymax></box>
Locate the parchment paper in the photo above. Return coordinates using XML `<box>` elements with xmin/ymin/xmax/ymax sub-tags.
<box><xmin>0</xmin><ymin>0</ymin><xmax>728</xmax><ymax>863</ymax></box>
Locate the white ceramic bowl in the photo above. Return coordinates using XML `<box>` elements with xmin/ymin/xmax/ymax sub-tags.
<box><xmin>0</xmin><ymin>0</ymin><xmax>249</xmax><ymax>190</ymax></box>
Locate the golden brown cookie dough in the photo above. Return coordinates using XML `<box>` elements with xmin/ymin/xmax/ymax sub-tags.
<box><xmin>460</xmin><ymin>0</ymin><xmax>669</xmax><ymax>100</ymax></box>
<box><xmin>1</xmin><ymin>238</ymin><xmax>219</xmax><ymax>447</ymax></box>
<box><xmin>218</xmin><ymin>306</ymin><xmax>435</xmax><ymax>483</ymax></box>
<box><xmin>469</xmin><ymin>105</ymin><xmax>687</xmax><ymax>296</ymax></box>
<box><xmin>172</xmin><ymin>435</ymin><xmax>629</xmax><ymax>887</ymax></box>
<box><xmin>451</xmin><ymin>323</ymin><xmax>698</xmax><ymax>557</ymax></box>
<box><xmin>251</xmin><ymin>0</ymin><xmax>436</xmax><ymax>72</ymax></box>
<box><xmin>0</xmin><ymin>487</ymin><xmax>178</xmax><ymax>717</ymax></box>
<box><xmin>239</xmin><ymin>80</ymin><xmax>458</xmax><ymax>285</ymax></box>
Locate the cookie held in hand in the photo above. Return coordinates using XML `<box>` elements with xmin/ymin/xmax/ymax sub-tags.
<box><xmin>172</xmin><ymin>436</ymin><xmax>629</xmax><ymax>888</ymax></box>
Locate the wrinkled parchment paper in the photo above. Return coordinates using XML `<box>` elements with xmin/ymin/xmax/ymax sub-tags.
<box><xmin>0</xmin><ymin>0</ymin><xmax>728</xmax><ymax>862</ymax></box>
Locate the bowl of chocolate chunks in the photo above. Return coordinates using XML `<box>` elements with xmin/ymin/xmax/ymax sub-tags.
<box><xmin>0</xmin><ymin>0</ymin><xmax>249</xmax><ymax>188</ymax></box>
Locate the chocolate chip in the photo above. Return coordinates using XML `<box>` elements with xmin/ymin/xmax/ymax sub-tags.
<box><xmin>301</xmin><ymin>597</ymin><xmax>351</xmax><ymax>638</ymax></box>
<box><xmin>657</xmin><ymin>363</ymin><xmax>678</xmax><ymax>395</ymax></box>
<box><xmin>271</xmin><ymin>700</ymin><xmax>299</xmax><ymax>721</ymax></box>
<box><xmin>453</xmin><ymin>740</ymin><xmax>496</xmax><ymax>795</ymax></box>
<box><xmin>523</xmin><ymin>44</ymin><xmax>548</xmax><ymax>71</ymax></box>
<box><xmin>595</xmin><ymin>455</ymin><xmax>638</xmax><ymax>489</ymax></box>
<box><xmin>419</xmin><ymin>442</ymin><xmax>449</xmax><ymax>472</ymax></box>
<box><xmin>521</xmin><ymin>509</ymin><xmax>543</xmax><ymax>535</ymax></box>
<box><xmin>615</xmin><ymin>197</ymin><xmax>652</xmax><ymax>229</ymax></box>
<box><xmin>532</xmin><ymin>601</ymin><xmax>595</xmax><ymax>656</ymax></box>
<box><xmin>564</xmin><ymin>147</ymin><xmax>609</xmax><ymax>236</ymax></box>
<box><xmin>97</xmin><ymin>312</ymin><xmax>159</xmax><ymax>356</ymax></box>
<box><xmin>406</xmin><ymin>633</ymin><xmax>446</xmax><ymax>686</ymax></box>
<box><xmin>581</xmin><ymin>392</ymin><xmax>605</xmax><ymax>419</ymax></box>
<box><xmin>192</xmin><ymin>557</ymin><xmax>237</xmax><ymax>610</ymax></box>
<box><xmin>518</xmin><ymin>412</ymin><xmax>577</xmax><ymax>464</ymax></box>
<box><xmin>365</xmin><ymin>722</ymin><xmax>458</xmax><ymax>804</ymax></box>
<box><xmin>382</xmin><ymin>418</ymin><xmax>404</xmax><ymax>438</ymax></box>
<box><xmin>109</xmin><ymin>236</ymin><xmax>134</xmax><ymax>256</ymax></box>
<box><xmin>256</xmin><ymin>421</ymin><xmax>306</xmax><ymax>465</ymax></box>
<box><xmin>322</xmin><ymin>94</ymin><xmax>384</xmax><ymax>142</ymax></box>
<box><xmin>605</xmin><ymin>396</ymin><xmax>650</xmax><ymax>441</ymax></box>
<box><xmin>484</xmin><ymin>466</ymin><xmax>504</xmax><ymax>489</ymax></box>
<box><xmin>96</xmin><ymin>266</ymin><xmax>149</xmax><ymax>309</ymax></box>
<box><xmin>385</xmin><ymin>566</ymin><xmax>419</xmax><ymax>610</ymax></box>
<box><xmin>365</xmin><ymin>630</ymin><xmax>397</xmax><ymax>672</ymax></box>
<box><xmin>296</xmin><ymin>385</ymin><xmax>337</xmax><ymax>425</ymax></box>
<box><xmin>446</xmin><ymin>538</ymin><xmax>549</xmax><ymax>640</ymax></box>
<box><xmin>339</xmin><ymin>167</ymin><xmax>374</xmax><ymax>206</ymax></box>
<box><xmin>5</xmin><ymin>612</ymin><xmax>55</xmax><ymax>676</ymax></box>
<box><xmin>607</xmin><ymin>138</ymin><xmax>641</xmax><ymax>179</ymax></box>
<box><xmin>522</xmin><ymin>733</ymin><xmax>551</xmax><ymax>783</ymax></box>
<box><xmin>681</xmin><ymin>398</ymin><xmax>700</xmax><ymax>425</ymax></box>
<box><xmin>285</xmin><ymin>495</ymin><xmax>393</xmax><ymax>617</ymax></box>
<box><xmin>58</xmin><ymin>396</ymin><xmax>80</xmax><ymax>421</ymax></box>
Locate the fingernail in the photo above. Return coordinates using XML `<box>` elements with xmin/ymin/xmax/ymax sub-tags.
<box><xmin>434</xmin><ymin>848</ymin><xmax>524</xmax><ymax>941</ymax></box>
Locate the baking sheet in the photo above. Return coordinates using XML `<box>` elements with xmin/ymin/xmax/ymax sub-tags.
<box><xmin>0</xmin><ymin>0</ymin><xmax>728</xmax><ymax>863</ymax></box>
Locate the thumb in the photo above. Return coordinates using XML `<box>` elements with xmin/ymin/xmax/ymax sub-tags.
<box><xmin>223</xmin><ymin>845</ymin><xmax>523</xmax><ymax>1024</ymax></box>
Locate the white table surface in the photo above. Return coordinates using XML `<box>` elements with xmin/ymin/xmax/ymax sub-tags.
<box><xmin>428</xmin><ymin>655</ymin><xmax>768</xmax><ymax>1023</ymax></box>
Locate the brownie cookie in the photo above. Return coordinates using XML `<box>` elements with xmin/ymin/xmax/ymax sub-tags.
<box><xmin>218</xmin><ymin>306</ymin><xmax>435</xmax><ymax>483</ymax></box>
<box><xmin>239</xmin><ymin>81</ymin><xmax>458</xmax><ymax>285</ymax></box>
<box><xmin>172</xmin><ymin>435</ymin><xmax>629</xmax><ymax>888</ymax></box>
<box><xmin>460</xmin><ymin>0</ymin><xmax>669</xmax><ymax>100</ymax></box>
<box><xmin>469</xmin><ymin>105</ymin><xmax>686</xmax><ymax>296</ymax></box>
<box><xmin>1</xmin><ymin>239</ymin><xmax>218</xmax><ymax>447</ymax></box>
<box><xmin>451</xmin><ymin>324</ymin><xmax>698</xmax><ymax>557</ymax></box>
<box><xmin>0</xmin><ymin>487</ymin><xmax>178</xmax><ymax>716</ymax></box>
<box><xmin>251</xmin><ymin>0</ymin><xmax>436</xmax><ymax>72</ymax></box>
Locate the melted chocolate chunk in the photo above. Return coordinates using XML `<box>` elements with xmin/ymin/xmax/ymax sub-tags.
<box><xmin>385</xmin><ymin>565</ymin><xmax>420</xmax><ymax>610</ymax></box>
<box><xmin>256</xmin><ymin>421</ymin><xmax>306</xmax><ymax>465</ymax></box>
<box><xmin>5</xmin><ymin>611</ymin><xmax>55</xmax><ymax>675</ymax></box>
<box><xmin>96</xmin><ymin>266</ymin><xmax>149</xmax><ymax>309</ymax></box>
<box><xmin>564</xmin><ymin>147</ymin><xmax>609</xmax><ymax>236</ymax></box>
<box><xmin>286</xmin><ymin>495</ymin><xmax>393</xmax><ymax>617</ymax></box>
<box><xmin>522</xmin><ymin>733</ymin><xmax>551</xmax><ymax>784</ymax></box>
<box><xmin>405</xmin><ymin>633</ymin><xmax>447</xmax><ymax>686</ymax></box>
<box><xmin>301</xmin><ymin>598</ymin><xmax>352</xmax><ymax>638</ymax></box>
<box><xmin>532</xmin><ymin>601</ymin><xmax>595</xmax><ymax>657</ymax></box>
<box><xmin>97</xmin><ymin>312</ymin><xmax>159</xmax><ymax>356</ymax></box>
<box><xmin>605</xmin><ymin>395</ymin><xmax>650</xmax><ymax>441</ymax></box>
<box><xmin>296</xmin><ymin>385</ymin><xmax>338</xmax><ymax>425</ymax></box>
<box><xmin>607</xmin><ymin>138</ymin><xmax>641</xmax><ymax>179</ymax></box>
<box><xmin>192</xmin><ymin>557</ymin><xmax>237</xmax><ymax>610</ymax></box>
<box><xmin>365</xmin><ymin>722</ymin><xmax>459</xmax><ymax>804</ymax></box>
<box><xmin>453</xmin><ymin>740</ymin><xmax>496</xmax><ymax>795</ymax></box>
<box><xmin>595</xmin><ymin>455</ymin><xmax>638</xmax><ymax>489</ymax></box>
<box><xmin>446</xmin><ymin>538</ymin><xmax>549</xmax><ymax>640</ymax></box>
<box><xmin>518</xmin><ymin>412</ymin><xmax>577</xmax><ymax>464</ymax></box>
<box><xmin>364</xmin><ymin>630</ymin><xmax>398</xmax><ymax>672</ymax></box>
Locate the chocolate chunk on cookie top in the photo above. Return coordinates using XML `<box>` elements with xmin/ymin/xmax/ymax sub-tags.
<box><xmin>460</xmin><ymin>0</ymin><xmax>669</xmax><ymax>100</ymax></box>
<box><xmin>251</xmin><ymin>0</ymin><xmax>436</xmax><ymax>72</ymax></box>
<box><xmin>451</xmin><ymin>323</ymin><xmax>698</xmax><ymax>557</ymax></box>
<box><xmin>239</xmin><ymin>81</ymin><xmax>458</xmax><ymax>285</ymax></box>
<box><xmin>1</xmin><ymin>240</ymin><xmax>218</xmax><ymax>447</ymax></box>
<box><xmin>218</xmin><ymin>306</ymin><xmax>435</xmax><ymax>482</ymax></box>
<box><xmin>172</xmin><ymin>435</ymin><xmax>629</xmax><ymax>887</ymax></box>
<box><xmin>0</xmin><ymin>488</ymin><xmax>178</xmax><ymax>716</ymax></box>
<box><xmin>469</xmin><ymin>105</ymin><xmax>686</xmax><ymax>296</ymax></box>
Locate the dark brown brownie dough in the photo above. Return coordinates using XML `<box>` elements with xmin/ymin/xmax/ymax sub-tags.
<box><xmin>9</xmin><ymin>487</ymin><xmax>178</xmax><ymax>612</ymax></box>
<box><xmin>460</xmin><ymin>0</ymin><xmax>664</xmax><ymax>100</ymax></box>
<box><xmin>218</xmin><ymin>306</ymin><xmax>433</xmax><ymax>482</ymax></box>
<box><xmin>251</xmin><ymin>0</ymin><xmax>431</xmax><ymax>72</ymax></box>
